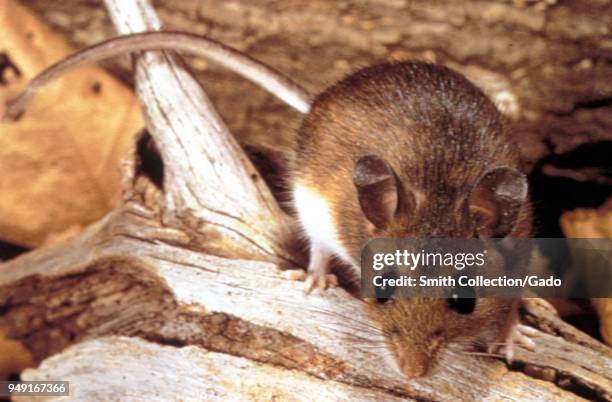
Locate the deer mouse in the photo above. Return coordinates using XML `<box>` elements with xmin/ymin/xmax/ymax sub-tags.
<box><xmin>285</xmin><ymin>62</ymin><xmax>537</xmax><ymax>376</ymax></box>
<box><xmin>4</xmin><ymin>31</ymin><xmax>537</xmax><ymax>378</ymax></box>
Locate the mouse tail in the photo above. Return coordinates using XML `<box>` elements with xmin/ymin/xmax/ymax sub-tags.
<box><xmin>3</xmin><ymin>30</ymin><xmax>313</xmax><ymax>121</ymax></box>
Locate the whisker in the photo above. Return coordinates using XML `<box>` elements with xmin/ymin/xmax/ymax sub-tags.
<box><xmin>453</xmin><ymin>341</ymin><xmax>481</xmax><ymax>346</ymax></box>
<box><xmin>348</xmin><ymin>344</ymin><xmax>391</xmax><ymax>349</ymax></box>
<box><xmin>460</xmin><ymin>351</ymin><xmax>505</xmax><ymax>358</ymax></box>
<box><xmin>259</xmin><ymin>292</ymin><xmax>392</xmax><ymax>338</ymax></box>
<box><xmin>308</xmin><ymin>308</ymin><xmax>387</xmax><ymax>334</ymax></box>
<box><xmin>313</xmin><ymin>324</ymin><xmax>385</xmax><ymax>343</ymax></box>
<box><xmin>315</xmin><ymin>321</ymin><xmax>391</xmax><ymax>339</ymax></box>
<box><xmin>487</xmin><ymin>342</ymin><xmax>509</xmax><ymax>347</ymax></box>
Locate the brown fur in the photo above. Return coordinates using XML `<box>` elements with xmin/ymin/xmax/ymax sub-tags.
<box><xmin>291</xmin><ymin>62</ymin><xmax>532</xmax><ymax>377</ymax></box>
<box><xmin>293</xmin><ymin>62</ymin><xmax>530</xmax><ymax>256</ymax></box>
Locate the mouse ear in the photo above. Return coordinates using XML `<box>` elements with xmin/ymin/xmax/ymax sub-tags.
<box><xmin>468</xmin><ymin>167</ymin><xmax>528</xmax><ymax>237</ymax></box>
<box><xmin>352</xmin><ymin>155</ymin><xmax>400</xmax><ymax>229</ymax></box>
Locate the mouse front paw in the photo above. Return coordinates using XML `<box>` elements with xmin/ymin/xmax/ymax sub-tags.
<box><xmin>488</xmin><ymin>322</ymin><xmax>538</xmax><ymax>364</ymax></box>
<box><xmin>489</xmin><ymin>300</ymin><xmax>539</xmax><ymax>364</ymax></box>
<box><xmin>283</xmin><ymin>269</ymin><xmax>338</xmax><ymax>293</ymax></box>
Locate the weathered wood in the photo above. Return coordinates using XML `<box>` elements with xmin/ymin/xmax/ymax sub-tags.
<box><xmin>18</xmin><ymin>337</ymin><xmax>410</xmax><ymax>402</ymax></box>
<box><xmin>1</xmin><ymin>195</ymin><xmax>611</xmax><ymax>400</ymax></box>
<box><xmin>1</xmin><ymin>0</ymin><xmax>611</xmax><ymax>400</ymax></box>
<box><xmin>102</xmin><ymin>0</ymin><xmax>295</xmax><ymax>265</ymax></box>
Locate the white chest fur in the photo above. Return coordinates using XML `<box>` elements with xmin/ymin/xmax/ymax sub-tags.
<box><xmin>292</xmin><ymin>183</ymin><xmax>356</xmax><ymax>267</ymax></box>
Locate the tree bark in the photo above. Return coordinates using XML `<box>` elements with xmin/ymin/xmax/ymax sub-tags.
<box><xmin>1</xmin><ymin>0</ymin><xmax>611</xmax><ymax>401</ymax></box>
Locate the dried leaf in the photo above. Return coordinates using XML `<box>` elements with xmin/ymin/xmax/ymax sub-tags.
<box><xmin>0</xmin><ymin>0</ymin><xmax>143</xmax><ymax>248</ymax></box>
<box><xmin>561</xmin><ymin>199</ymin><xmax>612</xmax><ymax>346</ymax></box>
<box><xmin>0</xmin><ymin>333</ymin><xmax>32</xmax><ymax>380</ymax></box>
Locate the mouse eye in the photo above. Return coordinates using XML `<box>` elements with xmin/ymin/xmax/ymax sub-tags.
<box><xmin>376</xmin><ymin>296</ymin><xmax>394</xmax><ymax>305</ymax></box>
<box><xmin>375</xmin><ymin>271</ymin><xmax>397</xmax><ymax>305</ymax></box>
<box><xmin>447</xmin><ymin>285</ymin><xmax>477</xmax><ymax>314</ymax></box>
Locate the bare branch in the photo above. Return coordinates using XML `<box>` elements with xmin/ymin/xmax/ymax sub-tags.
<box><xmin>103</xmin><ymin>0</ymin><xmax>294</xmax><ymax>263</ymax></box>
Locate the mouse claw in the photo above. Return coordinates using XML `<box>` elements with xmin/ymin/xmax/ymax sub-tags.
<box><xmin>489</xmin><ymin>323</ymin><xmax>538</xmax><ymax>364</ymax></box>
<box><xmin>304</xmin><ymin>272</ymin><xmax>338</xmax><ymax>293</ymax></box>
<box><xmin>283</xmin><ymin>269</ymin><xmax>337</xmax><ymax>293</ymax></box>
<box><xmin>316</xmin><ymin>273</ymin><xmax>338</xmax><ymax>291</ymax></box>
<box><xmin>304</xmin><ymin>275</ymin><xmax>317</xmax><ymax>293</ymax></box>
<box><xmin>283</xmin><ymin>269</ymin><xmax>307</xmax><ymax>281</ymax></box>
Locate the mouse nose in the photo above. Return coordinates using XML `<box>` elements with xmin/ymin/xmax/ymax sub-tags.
<box><xmin>390</xmin><ymin>334</ymin><xmax>433</xmax><ymax>378</ymax></box>
<box><xmin>390</xmin><ymin>347</ymin><xmax>431</xmax><ymax>378</ymax></box>
<box><xmin>398</xmin><ymin>355</ymin><xmax>430</xmax><ymax>378</ymax></box>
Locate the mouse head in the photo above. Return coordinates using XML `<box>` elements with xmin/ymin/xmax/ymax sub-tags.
<box><xmin>351</xmin><ymin>154</ymin><xmax>529</xmax><ymax>239</ymax></box>
<box><xmin>353</xmin><ymin>154</ymin><xmax>528</xmax><ymax>377</ymax></box>
<box><xmin>365</xmin><ymin>295</ymin><xmax>512</xmax><ymax>378</ymax></box>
